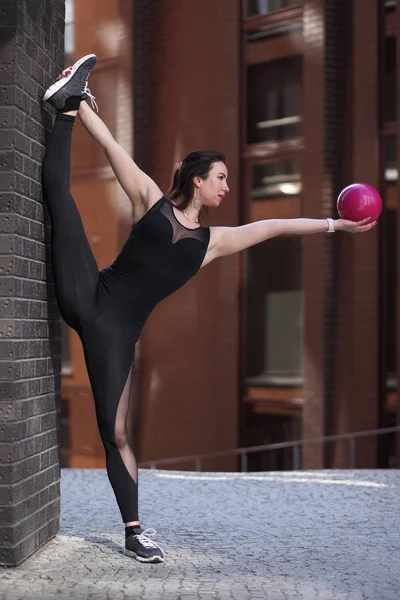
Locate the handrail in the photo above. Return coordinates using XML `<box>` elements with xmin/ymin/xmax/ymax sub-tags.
<box><xmin>138</xmin><ymin>425</ymin><xmax>400</xmax><ymax>471</ymax></box>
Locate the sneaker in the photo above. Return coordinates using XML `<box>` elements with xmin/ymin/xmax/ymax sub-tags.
<box><xmin>42</xmin><ymin>54</ymin><xmax>97</xmax><ymax>112</ymax></box>
<box><xmin>124</xmin><ymin>528</ymin><xmax>165</xmax><ymax>563</ymax></box>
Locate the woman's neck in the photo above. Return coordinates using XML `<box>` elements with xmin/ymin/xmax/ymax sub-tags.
<box><xmin>175</xmin><ymin>197</ymin><xmax>201</xmax><ymax>224</ymax></box>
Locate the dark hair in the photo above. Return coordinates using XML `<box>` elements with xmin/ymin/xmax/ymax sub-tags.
<box><xmin>167</xmin><ymin>150</ymin><xmax>226</xmax><ymax>222</ymax></box>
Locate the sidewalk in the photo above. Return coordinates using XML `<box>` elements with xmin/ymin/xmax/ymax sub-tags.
<box><xmin>0</xmin><ymin>469</ymin><xmax>399</xmax><ymax>600</ymax></box>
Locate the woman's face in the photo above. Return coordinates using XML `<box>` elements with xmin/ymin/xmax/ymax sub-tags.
<box><xmin>195</xmin><ymin>162</ymin><xmax>229</xmax><ymax>207</ymax></box>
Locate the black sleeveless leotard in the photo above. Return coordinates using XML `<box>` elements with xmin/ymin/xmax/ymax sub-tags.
<box><xmin>42</xmin><ymin>114</ymin><xmax>210</xmax><ymax>522</ymax></box>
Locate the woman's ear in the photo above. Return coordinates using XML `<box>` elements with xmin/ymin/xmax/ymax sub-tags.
<box><xmin>193</xmin><ymin>177</ymin><xmax>202</xmax><ymax>188</ymax></box>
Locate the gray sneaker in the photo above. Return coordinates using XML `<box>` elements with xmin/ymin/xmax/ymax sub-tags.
<box><xmin>42</xmin><ymin>54</ymin><xmax>97</xmax><ymax>111</ymax></box>
<box><xmin>124</xmin><ymin>528</ymin><xmax>165</xmax><ymax>563</ymax></box>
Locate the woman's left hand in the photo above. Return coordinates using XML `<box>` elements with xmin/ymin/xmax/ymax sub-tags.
<box><xmin>335</xmin><ymin>217</ymin><xmax>377</xmax><ymax>233</ymax></box>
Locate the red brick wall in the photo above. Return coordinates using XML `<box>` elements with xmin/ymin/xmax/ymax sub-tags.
<box><xmin>137</xmin><ymin>0</ymin><xmax>241</xmax><ymax>467</ymax></box>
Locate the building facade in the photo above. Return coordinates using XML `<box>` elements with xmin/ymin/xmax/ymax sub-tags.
<box><xmin>60</xmin><ymin>0</ymin><xmax>399</xmax><ymax>470</ymax></box>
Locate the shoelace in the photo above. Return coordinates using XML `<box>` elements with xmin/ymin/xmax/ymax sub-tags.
<box><xmin>135</xmin><ymin>528</ymin><xmax>165</xmax><ymax>554</ymax></box>
<box><xmin>83</xmin><ymin>83</ymin><xmax>98</xmax><ymax>112</ymax></box>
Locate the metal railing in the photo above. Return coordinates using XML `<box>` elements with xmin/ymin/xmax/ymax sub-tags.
<box><xmin>138</xmin><ymin>426</ymin><xmax>400</xmax><ymax>472</ymax></box>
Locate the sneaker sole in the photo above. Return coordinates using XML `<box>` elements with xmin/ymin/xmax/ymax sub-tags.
<box><xmin>42</xmin><ymin>54</ymin><xmax>96</xmax><ymax>102</ymax></box>
<box><xmin>123</xmin><ymin>548</ymin><xmax>165</xmax><ymax>563</ymax></box>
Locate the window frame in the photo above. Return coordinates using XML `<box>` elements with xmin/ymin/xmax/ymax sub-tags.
<box><xmin>242</xmin><ymin>1</ymin><xmax>303</xmax><ymax>28</ymax></box>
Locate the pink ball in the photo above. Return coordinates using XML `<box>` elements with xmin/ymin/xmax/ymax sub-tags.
<box><xmin>337</xmin><ymin>183</ymin><xmax>382</xmax><ymax>222</ymax></box>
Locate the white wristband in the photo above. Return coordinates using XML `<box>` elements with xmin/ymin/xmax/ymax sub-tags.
<box><xmin>326</xmin><ymin>218</ymin><xmax>335</xmax><ymax>233</ymax></box>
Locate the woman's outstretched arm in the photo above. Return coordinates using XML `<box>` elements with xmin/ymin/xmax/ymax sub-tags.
<box><xmin>202</xmin><ymin>216</ymin><xmax>376</xmax><ymax>266</ymax></box>
<box><xmin>78</xmin><ymin>102</ymin><xmax>162</xmax><ymax>212</ymax></box>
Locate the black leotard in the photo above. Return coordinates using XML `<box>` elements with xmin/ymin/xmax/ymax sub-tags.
<box><xmin>42</xmin><ymin>114</ymin><xmax>210</xmax><ymax>522</ymax></box>
<box><xmin>101</xmin><ymin>193</ymin><xmax>210</xmax><ymax>336</ymax></box>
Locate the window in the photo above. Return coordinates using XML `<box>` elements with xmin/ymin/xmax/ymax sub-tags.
<box><xmin>244</xmin><ymin>0</ymin><xmax>302</xmax><ymax>17</ymax></box>
<box><xmin>251</xmin><ymin>160</ymin><xmax>301</xmax><ymax>199</ymax></box>
<box><xmin>60</xmin><ymin>398</ymin><xmax>71</xmax><ymax>467</ymax></box>
<box><xmin>65</xmin><ymin>0</ymin><xmax>74</xmax><ymax>66</ymax></box>
<box><xmin>384</xmin><ymin>36</ymin><xmax>396</xmax><ymax>123</ymax></box>
<box><xmin>384</xmin><ymin>135</ymin><xmax>396</xmax><ymax>182</ymax></box>
<box><xmin>385</xmin><ymin>0</ymin><xmax>396</xmax><ymax>12</ymax></box>
<box><xmin>382</xmin><ymin>135</ymin><xmax>397</xmax><ymax>382</ymax></box>
<box><xmin>385</xmin><ymin>210</ymin><xmax>396</xmax><ymax>380</ymax></box>
<box><xmin>243</xmin><ymin>0</ymin><xmax>304</xmax><ymax>453</ymax></box>
<box><xmin>246</xmin><ymin>236</ymin><xmax>303</xmax><ymax>386</ymax></box>
<box><xmin>246</xmin><ymin>413</ymin><xmax>302</xmax><ymax>470</ymax></box>
<box><xmin>61</xmin><ymin>320</ymin><xmax>72</xmax><ymax>376</ymax></box>
<box><xmin>247</xmin><ymin>57</ymin><xmax>302</xmax><ymax>144</ymax></box>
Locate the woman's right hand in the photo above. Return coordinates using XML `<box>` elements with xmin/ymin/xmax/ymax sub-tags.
<box><xmin>335</xmin><ymin>217</ymin><xmax>377</xmax><ymax>233</ymax></box>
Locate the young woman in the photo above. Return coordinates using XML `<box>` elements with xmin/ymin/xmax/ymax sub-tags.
<box><xmin>42</xmin><ymin>55</ymin><xmax>376</xmax><ymax>564</ymax></box>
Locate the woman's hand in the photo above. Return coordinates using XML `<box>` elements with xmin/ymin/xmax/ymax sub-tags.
<box><xmin>335</xmin><ymin>217</ymin><xmax>377</xmax><ymax>233</ymax></box>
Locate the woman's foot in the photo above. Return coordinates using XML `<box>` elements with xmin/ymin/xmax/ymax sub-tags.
<box><xmin>124</xmin><ymin>527</ymin><xmax>165</xmax><ymax>563</ymax></box>
<box><xmin>42</xmin><ymin>54</ymin><xmax>97</xmax><ymax>112</ymax></box>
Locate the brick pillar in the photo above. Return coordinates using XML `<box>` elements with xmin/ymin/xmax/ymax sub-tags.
<box><xmin>397</xmin><ymin>3</ymin><xmax>400</xmax><ymax>469</ymax></box>
<box><xmin>331</xmin><ymin>0</ymin><xmax>380</xmax><ymax>468</ymax></box>
<box><xmin>302</xmin><ymin>0</ymin><xmax>379</xmax><ymax>468</ymax></box>
<box><xmin>0</xmin><ymin>0</ymin><xmax>64</xmax><ymax>566</ymax></box>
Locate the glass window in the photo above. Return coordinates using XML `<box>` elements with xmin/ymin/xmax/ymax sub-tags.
<box><xmin>65</xmin><ymin>0</ymin><xmax>74</xmax><ymax>67</ymax></box>
<box><xmin>384</xmin><ymin>135</ymin><xmax>396</xmax><ymax>183</ymax></box>
<box><xmin>246</xmin><ymin>237</ymin><xmax>303</xmax><ymax>385</ymax></box>
<box><xmin>251</xmin><ymin>160</ymin><xmax>301</xmax><ymax>199</ymax></box>
<box><xmin>385</xmin><ymin>209</ymin><xmax>396</xmax><ymax>379</ymax></box>
<box><xmin>60</xmin><ymin>398</ymin><xmax>71</xmax><ymax>467</ymax></box>
<box><xmin>61</xmin><ymin>320</ymin><xmax>72</xmax><ymax>376</ymax></box>
<box><xmin>246</xmin><ymin>413</ymin><xmax>302</xmax><ymax>471</ymax></box>
<box><xmin>245</xmin><ymin>0</ymin><xmax>302</xmax><ymax>17</ymax></box>
<box><xmin>247</xmin><ymin>57</ymin><xmax>302</xmax><ymax>144</ymax></box>
<box><xmin>385</xmin><ymin>0</ymin><xmax>396</xmax><ymax>13</ymax></box>
<box><xmin>384</xmin><ymin>36</ymin><xmax>396</xmax><ymax>123</ymax></box>
<box><xmin>382</xmin><ymin>135</ymin><xmax>397</xmax><ymax>381</ymax></box>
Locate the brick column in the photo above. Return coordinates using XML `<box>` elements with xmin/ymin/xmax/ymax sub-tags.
<box><xmin>0</xmin><ymin>0</ymin><xmax>64</xmax><ymax>566</ymax></box>
<box><xmin>331</xmin><ymin>0</ymin><xmax>380</xmax><ymax>468</ymax></box>
<box><xmin>397</xmin><ymin>3</ymin><xmax>400</xmax><ymax>469</ymax></box>
<box><xmin>302</xmin><ymin>0</ymin><xmax>379</xmax><ymax>468</ymax></box>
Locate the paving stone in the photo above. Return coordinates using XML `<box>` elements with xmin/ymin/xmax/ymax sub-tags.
<box><xmin>0</xmin><ymin>469</ymin><xmax>399</xmax><ymax>599</ymax></box>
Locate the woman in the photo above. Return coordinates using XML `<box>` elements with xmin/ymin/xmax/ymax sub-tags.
<box><xmin>42</xmin><ymin>55</ymin><xmax>375</xmax><ymax>564</ymax></box>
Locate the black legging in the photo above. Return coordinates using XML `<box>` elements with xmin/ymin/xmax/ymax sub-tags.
<box><xmin>42</xmin><ymin>114</ymin><xmax>139</xmax><ymax>523</ymax></box>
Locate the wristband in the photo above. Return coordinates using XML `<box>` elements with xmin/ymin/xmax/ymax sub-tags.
<box><xmin>326</xmin><ymin>218</ymin><xmax>335</xmax><ymax>233</ymax></box>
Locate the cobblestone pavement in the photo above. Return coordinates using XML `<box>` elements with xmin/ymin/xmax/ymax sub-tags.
<box><xmin>1</xmin><ymin>469</ymin><xmax>399</xmax><ymax>600</ymax></box>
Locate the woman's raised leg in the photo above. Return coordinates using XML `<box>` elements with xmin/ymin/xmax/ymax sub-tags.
<box><xmin>42</xmin><ymin>55</ymin><xmax>99</xmax><ymax>328</ymax></box>
<box><xmin>42</xmin><ymin>113</ymin><xmax>98</xmax><ymax>329</ymax></box>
